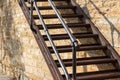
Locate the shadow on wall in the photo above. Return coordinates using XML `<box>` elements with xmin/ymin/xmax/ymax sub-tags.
<box><xmin>76</xmin><ymin>0</ymin><xmax>120</xmax><ymax>72</ymax></box>
<box><xmin>0</xmin><ymin>1</ymin><xmax>30</xmax><ymax>80</ymax></box>
<box><xmin>84</xmin><ymin>0</ymin><xmax>120</xmax><ymax>47</ymax></box>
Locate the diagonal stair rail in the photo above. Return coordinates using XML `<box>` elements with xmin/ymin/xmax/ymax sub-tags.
<box><xmin>28</xmin><ymin>0</ymin><xmax>73</xmax><ymax>80</ymax></box>
<box><xmin>47</xmin><ymin>0</ymin><xmax>78</xmax><ymax>80</ymax></box>
<box><xmin>18</xmin><ymin>0</ymin><xmax>64</xmax><ymax>79</ymax></box>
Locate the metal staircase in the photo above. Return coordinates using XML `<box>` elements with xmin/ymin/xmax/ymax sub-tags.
<box><xmin>18</xmin><ymin>0</ymin><xmax>120</xmax><ymax>80</ymax></box>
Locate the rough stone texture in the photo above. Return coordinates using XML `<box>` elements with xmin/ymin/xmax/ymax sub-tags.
<box><xmin>77</xmin><ymin>0</ymin><xmax>120</xmax><ymax>54</ymax></box>
<box><xmin>0</xmin><ymin>0</ymin><xmax>53</xmax><ymax>80</ymax></box>
<box><xmin>0</xmin><ymin>0</ymin><xmax>120</xmax><ymax>80</ymax></box>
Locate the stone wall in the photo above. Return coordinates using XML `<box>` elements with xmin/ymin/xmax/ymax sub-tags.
<box><xmin>0</xmin><ymin>0</ymin><xmax>120</xmax><ymax>80</ymax></box>
<box><xmin>0</xmin><ymin>0</ymin><xmax>53</xmax><ymax>80</ymax></box>
<box><xmin>77</xmin><ymin>0</ymin><xmax>120</xmax><ymax>54</ymax></box>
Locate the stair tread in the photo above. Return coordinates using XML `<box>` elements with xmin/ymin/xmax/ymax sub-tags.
<box><xmin>25</xmin><ymin>0</ymin><xmax>68</xmax><ymax>2</ymax></box>
<box><xmin>37</xmin><ymin>23</ymin><xmax>90</xmax><ymax>30</ymax></box>
<box><xmin>48</xmin><ymin>43</ymin><xmax>100</xmax><ymax>49</ymax></box>
<box><xmin>55</xmin><ymin>56</ymin><xmax>117</xmax><ymax>67</ymax></box>
<box><xmin>28</xmin><ymin>5</ymin><xmax>76</xmax><ymax>10</ymax></box>
<box><xmin>62</xmin><ymin>70</ymin><xmax>120</xmax><ymax>80</ymax></box>
<box><xmin>33</xmin><ymin>14</ymin><xmax>83</xmax><ymax>19</ymax></box>
<box><xmin>43</xmin><ymin>33</ymin><xmax>97</xmax><ymax>40</ymax></box>
<box><xmin>49</xmin><ymin>45</ymin><xmax>107</xmax><ymax>53</ymax></box>
<box><xmin>77</xmin><ymin>70</ymin><xmax>120</xmax><ymax>80</ymax></box>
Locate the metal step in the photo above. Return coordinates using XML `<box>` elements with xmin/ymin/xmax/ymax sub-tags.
<box><xmin>28</xmin><ymin>5</ymin><xmax>76</xmax><ymax>10</ymax></box>
<box><xmin>25</xmin><ymin>0</ymin><xmax>68</xmax><ymax>2</ymax></box>
<box><xmin>48</xmin><ymin>45</ymin><xmax>107</xmax><ymax>53</ymax></box>
<box><xmin>37</xmin><ymin>23</ymin><xmax>90</xmax><ymax>30</ymax></box>
<box><xmin>33</xmin><ymin>14</ymin><xmax>83</xmax><ymax>19</ymax></box>
<box><xmin>43</xmin><ymin>33</ymin><xmax>97</xmax><ymax>41</ymax></box>
<box><xmin>62</xmin><ymin>70</ymin><xmax>120</xmax><ymax>80</ymax></box>
<box><xmin>55</xmin><ymin>56</ymin><xmax>117</xmax><ymax>67</ymax></box>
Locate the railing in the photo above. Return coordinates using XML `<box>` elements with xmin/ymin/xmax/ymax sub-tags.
<box><xmin>28</xmin><ymin>0</ymin><xmax>78</xmax><ymax>80</ymax></box>
<box><xmin>48</xmin><ymin>0</ymin><xmax>78</xmax><ymax>80</ymax></box>
<box><xmin>19</xmin><ymin>0</ymin><xmax>63</xmax><ymax>79</ymax></box>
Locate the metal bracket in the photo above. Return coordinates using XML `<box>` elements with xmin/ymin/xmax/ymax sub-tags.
<box><xmin>27</xmin><ymin>0</ymin><xmax>34</xmax><ymax>3</ymax></box>
<box><xmin>28</xmin><ymin>0</ymin><xmax>37</xmax><ymax>34</ymax></box>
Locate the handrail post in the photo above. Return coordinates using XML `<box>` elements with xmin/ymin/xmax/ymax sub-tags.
<box><xmin>72</xmin><ymin>41</ymin><xmax>78</xmax><ymax>80</ymax></box>
<box><xmin>48</xmin><ymin>0</ymin><xmax>78</xmax><ymax>80</ymax></box>
<box><xmin>28</xmin><ymin>0</ymin><xmax>36</xmax><ymax>33</ymax></box>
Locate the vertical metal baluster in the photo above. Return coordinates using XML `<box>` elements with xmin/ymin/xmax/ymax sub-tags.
<box><xmin>29</xmin><ymin>0</ymin><xmax>36</xmax><ymax>33</ymax></box>
<box><xmin>30</xmin><ymin>0</ymin><xmax>33</xmax><ymax>30</ymax></box>
<box><xmin>72</xmin><ymin>42</ymin><xmax>77</xmax><ymax>80</ymax></box>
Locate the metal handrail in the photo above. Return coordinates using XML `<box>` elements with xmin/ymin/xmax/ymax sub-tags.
<box><xmin>48</xmin><ymin>0</ymin><xmax>78</xmax><ymax>46</ymax></box>
<box><xmin>28</xmin><ymin>0</ymin><xmax>71</xmax><ymax>80</ymax></box>
<box><xmin>48</xmin><ymin>0</ymin><xmax>78</xmax><ymax>80</ymax></box>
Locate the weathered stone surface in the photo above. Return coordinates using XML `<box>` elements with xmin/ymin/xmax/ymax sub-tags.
<box><xmin>77</xmin><ymin>0</ymin><xmax>120</xmax><ymax>55</ymax></box>
<box><xmin>0</xmin><ymin>0</ymin><xmax>120</xmax><ymax>80</ymax></box>
<box><xmin>0</xmin><ymin>0</ymin><xmax>53</xmax><ymax>80</ymax></box>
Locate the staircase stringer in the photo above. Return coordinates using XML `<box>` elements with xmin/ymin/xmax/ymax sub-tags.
<box><xmin>18</xmin><ymin>0</ymin><xmax>63</xmax><ymax>80</ymax></box>
<box><xmin>70</xmin><ymin>0</ymin><xmax>120</xmax><ymax>69</ymax></box>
